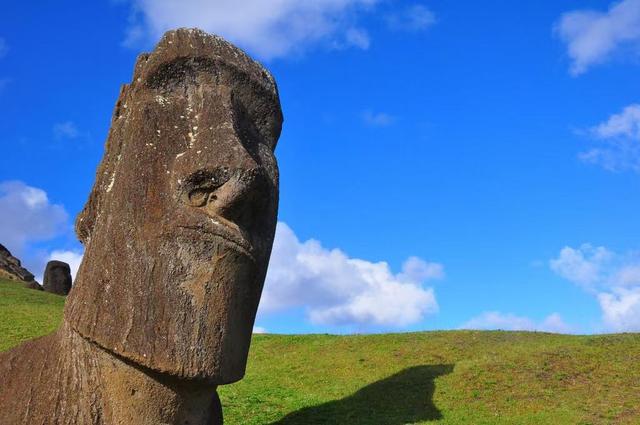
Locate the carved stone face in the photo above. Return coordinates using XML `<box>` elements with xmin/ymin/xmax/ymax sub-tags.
<box><xmin>65</xmin><ymin>29</ymin><xmax>282</xmax><ymax>383</ymax></box>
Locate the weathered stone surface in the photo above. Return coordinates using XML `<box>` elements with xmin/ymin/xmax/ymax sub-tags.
<box><xmin>0</xmin><ymin>28</ymin><xmax>282</xmax><ymax>424</ymax></box>
<box><xmin>43</xmin><ymin>260</ymin><xmax>72</xmax><ymax>295</ymax></box>
<box><xmin>0</xmin><ymin>243</ymin><xmax>41</xmax><ymax>290</ymax></box>
<box><xmin>0</xmin><ymin>323</ymin><xmax>223</xmax><ymax>424</ymax></box>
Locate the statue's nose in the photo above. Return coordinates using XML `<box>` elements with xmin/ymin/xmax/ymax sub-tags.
<box><xmin>187</xmin><ymin>170</ymin><xmax>268</xmax><ymax>233</ymax></box>
<box><xmin>212</xmin><ymin>174</ymin><xmax>268</xmax><ymax>233</ymax></box>
<box><xmin>209</xmin><ymin>176</ymin><xmax>247</xmax><ymax>222</ymax></box>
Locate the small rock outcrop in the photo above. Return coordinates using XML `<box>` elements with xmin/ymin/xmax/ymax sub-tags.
<box><xmin>0</xmin><ymin>243</ymin><xmax>42</xmax><ymax>290</ymax></box>
<box><xmin>0</xmin><ymin>28</ymin><xmax>282</xmax><ymax>424</ymax></box>
<box><xmin>43</xmin><ymin>260</ymin><xmax>72</xmax><ymax>295</ymax></box>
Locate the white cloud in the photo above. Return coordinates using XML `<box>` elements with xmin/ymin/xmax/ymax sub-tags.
<box><xmin>0</xmin><ymin>38</ymin><xmax>7</xmax><ymax>59</ymax></box>
<box><xmin>598</xmin><ymin>288</ymin><xmax>640</xmax><ymax>332</ymax></box>
<box><xmin>551</xmin><ymin>244</ymin><xmax>640</xmax><ymax>332</ymax></box>
<box><xmin>460</xmin><ymin>312</ymin><xmax>572</xmax><ymax>334</ymax></box>
<box><xmin>252</xmin><ymin>326</ymin><xmax>267</xmax><ymax>334</ymax></box>
<box><xmin>259</xmin><ymin>222</ymin><xmax>442</xmax><ymax>329</ymax></box>
<box><xmin>362</xmin><ymin>110</ymin><xmax>395</xmax><ymax>127</ymax></box>
<box><xmin>53</xmin><ymin>121</ymin><xmax>80</xmax><ymax>140</ymax></box>
<box><xmin>0</xmin><ymin>182</ymin><xmax>78</xmax><ymax>284</ymax></box>
<box><xmin>122</xmin><ymin>0</ymin><xmax>379</xmax><ymax>59</ymax></box>
<box><xmin>612</xmin><ymin>265</ymin><xmax>640</xmax><ymax>286</ymax></box>
<box><xmin>386</xmin><ymin>4</ymin><xmax>436</xmax><ymax>32</ymax></box>
<box><xmin>556</xmin><ymin>0</ymin><xmax>640</xmax><ymax>75</ymax></box>
<box><xmin>398</xmin><ymin>255</ymin><xmax>444</xmax><ymax>282</ymax></box>
<box><xmin>0</xmin><ymin>181</ymin><xmax>69</xmax><ymax>255</ymax></box>
<box><xmin>47</xmin><ymin>250</ymin><xmax>83</xmax><ymax>281</ymax></box>
<box><xmin>550</xmin><ymin>244</ymin><xmax>613</xmax><ymax>288</ymax></box>
<box><xmin>580</xmin><ymin>104</ymin><xmax>640</xmax><ymax>173</ymax></box>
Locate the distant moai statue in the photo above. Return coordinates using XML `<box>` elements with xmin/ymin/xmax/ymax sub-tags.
<box><xmin>0</xmin><ymin>28</ymin><xmax>282</xmax><ymax>424</ymax></box>
<box><xmin>43</xmin><ymin>260</ymin><xmax>72</xmax><ymax>295</ymax></box>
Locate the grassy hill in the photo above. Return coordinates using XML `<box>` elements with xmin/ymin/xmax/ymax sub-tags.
<box><xmin>2</xmin><ymin>278</ymin><xmax>639</xmax><ymax>424</ymax></box>
<box><xmin>0</xmin><ymin>280</ymin><xmax>65</xmax><ymax>351</ymax></box>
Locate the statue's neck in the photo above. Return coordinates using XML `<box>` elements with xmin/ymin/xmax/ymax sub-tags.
<box><xmin>62</xmin><ymin>324</ymin><xmax>223</xmax><ymax>425</ymax></box>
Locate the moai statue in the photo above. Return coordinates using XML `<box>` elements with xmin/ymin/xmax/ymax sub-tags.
<box><xmin>0</xmin><ymin>28</ymin><xmax>282</xmax><ymax>424</ymax></box>
<box><xmin>43</xmin><ymin>260</ymin><xmax>72</xmax><ymax>295</ymax></box>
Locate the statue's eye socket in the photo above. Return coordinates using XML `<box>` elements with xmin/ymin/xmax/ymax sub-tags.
<box><xmin>188</xmin><ymin>189</ymin><xmax>209</xmax><ymax>207</ymax></box>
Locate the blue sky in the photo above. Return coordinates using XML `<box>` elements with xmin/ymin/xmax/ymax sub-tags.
<box><xmin>1</xmin><ymin>0</ymin><xmax>640</xmax><ymax>334</ymax></box>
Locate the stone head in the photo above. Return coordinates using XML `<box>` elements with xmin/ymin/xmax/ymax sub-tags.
<box><xmin>65</xmin><ymin>29</ymin><xmax>282</xmax><ymax>383</ymax></box>
<box><xmin>43</xmin><ymin>260</ymin><xmax>72</xmax><ymax>295</ymax></box>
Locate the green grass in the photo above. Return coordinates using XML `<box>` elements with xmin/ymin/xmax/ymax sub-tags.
<box><xmin>2</xmin><ymin>278</ymin><xmax>639</xmax><ymax>424</ymax></box>
<box><xmin>0</xmin><ymin>280</ymin><xmax>65</xmax><ymax>351</ymax></box>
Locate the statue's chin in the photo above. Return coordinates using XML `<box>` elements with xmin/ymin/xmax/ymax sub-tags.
<box><xmin>110</xmin><ymin>236</ymin><xmax>262</xmax><ymax>383</ymax></box>
<box><xmin>65</xmin><ymin>226</ymin><xmax>265</xmax><ymax>384</ymax></box>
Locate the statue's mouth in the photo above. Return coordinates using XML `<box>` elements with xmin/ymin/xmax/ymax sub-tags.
<box><xmin>177</xmin><ymin>224</ymin><xmax>256</xmax><ymax>263</ymax></box>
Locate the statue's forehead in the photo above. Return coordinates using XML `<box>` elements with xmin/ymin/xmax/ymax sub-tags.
<box><xmin>141</xmin><ymin>56</ymin><xmax>277</xmax><ymax>103</ymax></box>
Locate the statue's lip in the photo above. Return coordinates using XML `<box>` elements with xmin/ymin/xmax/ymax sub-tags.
<box><xmin>177</xmin><ymin>224</ymin><xmax>256</xmax><ymax>263</ymax></box>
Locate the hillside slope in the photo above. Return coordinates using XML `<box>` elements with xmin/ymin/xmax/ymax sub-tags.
<box><xmin>0</xmin><ymin>280</ymin><xmax>64</xmax><ymax>351</ymax></box>
<box><xmin>1</xmin><ymin>279</ymin><xmax>639</xmax><ymax>424</ymax></box>
<box><xmin>0</xmin><ymin>244</ymin><xmax>41</xmax><ymax>289</ymax></box>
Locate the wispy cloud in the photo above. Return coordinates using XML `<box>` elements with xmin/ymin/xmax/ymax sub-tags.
<box><xmin>259</xmin><ymin>222</ymin><xmax>443</xmax><ymax>330</ymax></box>
<box><xmin>555</xmin><ymin>0</ymin><xmax>640</xmax><ymax>75</ymax></box>
<box><xmin>579</xmin><ymin>104</ymin><xmax>640</xmax><ymax>173</ymax></box>
<box><xmin>362</xmin><ymin>110</ymin><xmax>396</xmax><ymax>127</ymax></box>
<box><xmin>550</xmin><ymin>244</ymin><xmax>640</xmax><ymax>332</ymax></box>
<box><xmin>592</xmin><ymin>104</ymin><xmax>640</xmax><ymax>140</ymax></box>
<box><xmin>460</xmin><ymin>312</ymin><xmax>573</xmax><ymax>334</ymax></box>
<box><xmin>53</xmin><ymin>121</ymin><xmax>80</xmax><ymax>140</ymax></box>
<box><xmin>386</xmin><ymin>4</ymin><xmax>436</xmax><ymax>32</ymax></box>
<box><xmin>121</xmin><ymin>0</ymin><xmax>379</xmax><ymax>59</ymax></box>
<box><xmin>0</xmin><ymin>78</ymin><xmax>9</xmax><ymax>94</ymax></box>
<box><xmin>0</xmin><ymin>38</ymin><xmax>8</xmax><ymax>59</ymax></box>
<box><xmin>0</xmin><ymin>39</ymin><xmax>9</xmax><ymax>94</ymax></box>
<box><xmin>344</xmin><ymin>27</ymin><xmax>370</xmax><ymax>50</ymax></box>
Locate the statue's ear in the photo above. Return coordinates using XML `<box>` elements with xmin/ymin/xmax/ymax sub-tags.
<box><xmin>75</xmin><ymin>186</ymin><xmax>101</xmax><ymax>244</ymax></box>
<box><xmin>75</xmin><ymin>84</ymin><xmax>130</xmax><ymax>244</ymax></box>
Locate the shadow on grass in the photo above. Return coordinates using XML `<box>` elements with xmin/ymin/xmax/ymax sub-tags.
<box><xmin>270</xmin><ymin>364</ymin><xmax>454</xmax><ymax>425</ymax></box>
